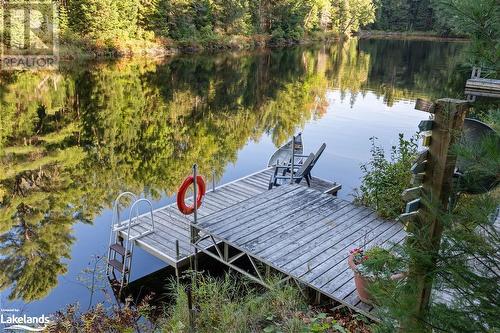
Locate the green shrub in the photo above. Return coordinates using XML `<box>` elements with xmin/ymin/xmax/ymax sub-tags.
<box><xmin>356</xmin><ymin>133</ymin><xmax>418</xmax><ymax>219</ymax></box>
<box><xmin>288</xmin><ymin>27</ymin><xmax>305</xmax><ymax>41</ymax></box>
<box><xmin>163</xmin><ymin>274</ymin><xmax>309</xmax><ymax>333</ymax></box>
<box><xmin>270</xmin><ymin>27</ymin><xmax>286</xmax><ymax>44</ymax></box>
<box><xmin>356</xmin><ymin>247</ymin><xmax>405</xmax><ymax>279</ymax></box>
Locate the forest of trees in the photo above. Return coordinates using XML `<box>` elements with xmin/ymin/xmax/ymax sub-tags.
<box><xmin>0</xmin><ymin>0</ymin><xmax>476</xmax><ymax>55</ymax></box>
<box><xmin>371</xmin><ymin>0</ymin><xmax>438</xmax><ymax>32</ymax></box>
<box><xmin>60</xmin><ymin>0</ymin><xmax>378</xmax><ymax>43</ymax></box>
<box><xmin>26</xmin><ymin>0</ymin><xmax>461</xmax><ymax>52</ymax></box>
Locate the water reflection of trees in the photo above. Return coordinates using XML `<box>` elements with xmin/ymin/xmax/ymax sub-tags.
<box><xmin>357</xmin><ymin>39</ymin><xmax>467</xmax><ymax>105</ymax></box>
<box><xmin>0</xmin><ymin>39</ymin><xmax>465</xmax><ymax>301</ymax></box>
<box><xmin>0</xmin><ymin>49</ymin><xmax>328</xmax><ymax>301</ymax></box>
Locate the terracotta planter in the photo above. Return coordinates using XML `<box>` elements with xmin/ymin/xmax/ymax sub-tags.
<box><xmin>348</xmin><ymin>253</ymin><xmax>406</xmax><ymax>304</ymax></box>
<box><xmin>348</xmin><ymin>253</ymin><xmax>374</xmax><ymax>304</ymax></box>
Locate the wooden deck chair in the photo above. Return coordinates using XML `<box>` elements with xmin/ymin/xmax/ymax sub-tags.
<box><xmin>281</xmin><ymin>143</ymin><xmax>326</xmax><ymax>177</ymax></box>
<box><xmin>269</xmin><ymin>153</ymin><xmax>315</xmax><ymax>189</ymax></box>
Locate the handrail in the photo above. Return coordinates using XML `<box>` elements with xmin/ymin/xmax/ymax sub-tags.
<box><xmin>111</xmin><ymin>192</ymin><xmax>137</xmax><ymax>227</ymax></box>
<box><xmin>107</xmin><ymin>192</ymin><xmax>137</xmax><ymax>277</ymax></box>
<box><xmin>122</xmin><ymin>198</ymin><xmax>155</xmax><ymax>282</ymax></box>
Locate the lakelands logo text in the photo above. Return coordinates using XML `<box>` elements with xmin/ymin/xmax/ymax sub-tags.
<box><xmin>0</xmin><ymin>312</ymin><xmax>51</xmax><ymax>332</ymax></box>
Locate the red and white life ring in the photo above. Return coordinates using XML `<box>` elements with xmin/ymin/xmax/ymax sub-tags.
<box><xmin>177</xmin><ymin>175</ymin><xmax>206</xmax><ymax>215</ymax></box>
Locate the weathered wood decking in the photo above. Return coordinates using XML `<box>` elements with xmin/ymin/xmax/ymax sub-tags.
<box><xmin>121</xmin><ymin>168</ymin><xmax>404</xmax><ymax>318</ymax></box>
<box><xmin>465</xmin><ymin>78</ymin><xmax>500</xmax><ymax>98</ymax></box>
<box><xmin>119</xmin><ymin>168</ymin><xmax>337</xmax><ymax>267</ymax></box>
<box><xmin>192</xmin><ymin>184</ymin><xmax>405</xmax><ymax>317</ymax></box>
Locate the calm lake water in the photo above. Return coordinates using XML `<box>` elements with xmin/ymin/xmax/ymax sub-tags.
<box><xmin>0</xmin><ymin>39</ymin><xmax>468</xmax><ymax>317</ymax></box>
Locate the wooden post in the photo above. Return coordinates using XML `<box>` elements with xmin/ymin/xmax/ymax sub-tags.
<box><xmin>186</xmin><ymin>284</ymin><xmax>195</xmax><ymax>333</ymax></box>
<box><xmin>406</xmin><ymin>98</ymin><xmax>468</xmax><ymax>330</ymax></box>
<box><xmin>290</xmin><ymin>135</ymin><xmax>295</xmax><ymax>184</ymax></box>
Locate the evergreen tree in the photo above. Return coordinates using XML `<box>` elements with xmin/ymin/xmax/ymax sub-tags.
<box><xmin>433</xmin><ymin>0</ymin><xmax>499</xmax><ymax>69</ymax></box>
<box><xmin>331</xmin><ymin>0</ymin><xmax>377</xmax><ymax>35</ymax></box>
<box><xmin>68</xmin><ymin>0</ymin><xmax>139</xmax><ymax>41</ymax></box>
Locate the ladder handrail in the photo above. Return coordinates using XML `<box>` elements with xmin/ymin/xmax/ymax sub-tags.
<box><xmin>120</xmin><ymin>198</ymin><xmax>155</xmax><ymax>290</ymax></box>
<box><xmin>112</xmin><ymin>192</ymin><xmax>137</xmax><ymax>226</ymax></box>
<box><xmin>108</xmin><ymin>191</ymin><xmax>137</xmax><ymax>273</ymax></box>
<box><xmin>106</xmin><ymin>191</ymin><xmax>137</xmax><ymax>274</ymax></box>
<box><xmin>107</xmin><ymin>192</ymin><xmax>156</xmax><ymax>296</ymax></box>
<box><xmin>124</xmin><ymin>198</ymin><xmax>155</xmax><ymax>254</ymax></box>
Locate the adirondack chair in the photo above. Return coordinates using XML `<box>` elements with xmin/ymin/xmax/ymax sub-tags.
<box><xmin>269</xmin><ymin>153</ymin><xmax>315</xmax><ymax>189</ymax></box>
<box><xmin>281</xmin><ymin>143</ymin><xmax>326</xmax><ymax>177</ymax></box>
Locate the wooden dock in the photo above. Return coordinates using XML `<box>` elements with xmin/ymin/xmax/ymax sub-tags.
<box><xmin>191</xmin><ymin>184</ymin><xmax>405</xmax><ymax>318</ymax></box>
<box><xmin>465</xmin><ymin>67</ymin><xmax>500</xmax><ymax>100</ymax></box>
<box><xmin>119</xmin><ymin>168</ymin><xmax>338</xmax><ymax>267</ymax></box>
<box><xmin>465</xmin><ymin>78</ymin><xmax>500</xmax><ymax>98</ymax></box>
<box><xmin>120</xmin><ymin>168</ymin><xmax>404</xmax><ymax>319</ymax></box>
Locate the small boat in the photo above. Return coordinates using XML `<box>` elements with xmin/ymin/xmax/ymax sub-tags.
<box><xmin>267</xmin><ymin>133</ymin><xmax>304</xmax><ymax>167</ymax></box>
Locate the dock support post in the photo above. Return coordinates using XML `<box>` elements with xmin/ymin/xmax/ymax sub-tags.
<box><xmin>223</xmin><ymin>243</ymin><xmax>229</xmax><ymax>261</ymax></box>
<box><xmin>192</xmin><ymin>164</ymin><xmax>199</xmax><ymax>286</ymax></box>
<box><xmin>193</xmin><ymin>164</ymin><xmax>198</xmax><ymax>225</ymax></box>
<box><xmin>314</xmin><ymin>290</ymin><xmax>321</xmax><ymax>304</ymax></box>
<box><xmin>290</xmin><ymin>135</ymin><xmax>295</xmax><ymax>184</ymax></box>
<box><xmin>212</xmin><ymin>169</ymin><xmax>216</xmax><ymax>192</ymax></box>
<box><xmin>175</xmin><ymin>240</ymin><xmax>180</xmax><ymax>284</ymax></box>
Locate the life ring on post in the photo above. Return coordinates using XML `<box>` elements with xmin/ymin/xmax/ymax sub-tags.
<box><xmin>177</xmin><ymin>175</ymin><xmax>206</xmax><ymax>215</ymax></box>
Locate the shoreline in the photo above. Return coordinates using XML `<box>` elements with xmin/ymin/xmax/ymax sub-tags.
<box><xmin>55</xmin><ymin>31</ymin><xmax>469</xmax><ymax>61</ymax></box>
<box><xmin>357</xmin><ymin>30</ymin><xmax>469</xmax><ymax>42</ymax></box>
<box><xmin>58</xmin><ymin>32</ymin><xmax>340</xmax><ymax>60</ymax></box>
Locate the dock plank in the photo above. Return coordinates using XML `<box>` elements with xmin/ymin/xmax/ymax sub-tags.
<box><xmin>233</xmin><ymin>195</ymin><xmax>337</xmax><ymax>246</ymax></box>
<box><xmin>253</xmin><ymin>201</ymin><xmax>354</xmax><ymax>257</ymax></box>
<box><xmin>214</xmin><ymin>188</ymin><xmax>323</xmax><ymax>239</ymax></box>
<box><xmin>238</xmin><ymin>195</ymin><xmax>339</xmax><ymax>246</ymax></box>
<box><xmin>273</xmin><ymin>208</ymin><xmax>376</xmax><ymax>269</ymax></box>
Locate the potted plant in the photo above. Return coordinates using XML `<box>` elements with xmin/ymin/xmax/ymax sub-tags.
<box><xmin>348</xmin><ymin>247</ymin><xmax>406</xmax><ymax>304</ymax></box>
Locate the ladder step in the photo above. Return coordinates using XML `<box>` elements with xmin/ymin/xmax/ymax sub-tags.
<box><xmin>108</xmin><ymin>259</ymin><xmax>129</xmax><ymax>273</ymax></box>
<box><xmin>110</xmin><ymin>243</ymin><xmax>130</xmax><ymax>257</ymax></box>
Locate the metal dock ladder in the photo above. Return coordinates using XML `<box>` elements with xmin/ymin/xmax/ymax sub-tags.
<box><xmin>106</xmin><ymin>192</ymin><xmax>155</xmax><ymax>297</ymax></box>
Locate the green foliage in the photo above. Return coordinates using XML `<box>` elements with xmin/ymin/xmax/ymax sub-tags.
<box><xmin>331</xmin><ymin>0</ymin><xmax>377</xmax><ymax>35</ymax></box>
<box><xmin>212</xmin><ymin>0</ymin><xmax>251</xmax><ymax>35</ymax></box>
<box><xmin>371</xmin><ymin>190</ymin><xmax>500</xmax><ymax>332</ymax></box>
<box><xmin>68</xmin><ymin>0</ymin><xmax>140</xmax><ymax>42</ymax></box>
<box><xmin>356</xmin><ymin>247</ymin><xmax>405</xmax><ymax>279</ymax></box>
<box><xmin>432</xmin><ymin>0</ymin><xmax>500</xmax><ymax>68</ymax></box>
<box><xmin>356</xmin><ymin>134</ymin><xmax>418</xmax><ymax>219</ymax></box>
<box><xmin>163</xmin><ymin>275</ymin><xmax>308</xmax><ymax>332</ymax></box>
<box><xmin>58</xmin><ymin>3</ymin><xmax>70</xmax><ymax>34</ymax></box>
<box><xmin>48</xmin><ymin>296</ymin><xmax>156</xmax><ymax>332</ymax></box>
<box><xmin>371</xmin><ymin>0</ymin><xmax>438</xmax><ymax>32</ymax></box>
<box><xmin>163</xmin><ymin>275</ymin><xmax>354</xmax><ymax>333</ymax></box>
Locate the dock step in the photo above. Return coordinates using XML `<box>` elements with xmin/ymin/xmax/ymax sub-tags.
<box><xmin>110</xmin><ymin>243</ymin><xmax>129</xmax><ymax>257</ymax></box>
<box><xmin>108</xmin><ymin>259</ymin><xmax>129</xmax><ymax>273</ymax></box>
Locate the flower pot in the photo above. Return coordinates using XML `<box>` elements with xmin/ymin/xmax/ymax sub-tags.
<box><xmin>348</xmin><ymin>253</ymin><xmax>407</xmax><ymax>304</ymax></box>
<box><xmin>348</xmin><ymin>253</ymin><xmax>374</xmax><ymax>304</ymax></box>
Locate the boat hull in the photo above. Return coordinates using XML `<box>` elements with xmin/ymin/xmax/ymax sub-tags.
<box><xmin>267</xmin><ymin>133</ymin><xmax>304</xmax><ymax>167</ymax></box>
